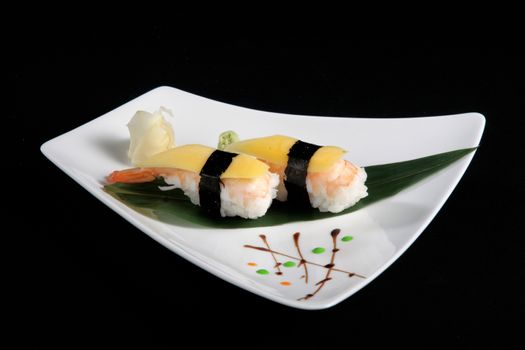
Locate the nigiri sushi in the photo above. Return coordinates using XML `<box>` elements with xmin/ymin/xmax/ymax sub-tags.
<box><xmin>225</xmin><ymin>135</ymin><xmax>368</xmax><ymax>213</ymax></box>
<box><xmin>108</xmin><ymin>144</ymin><xmax>279</xmax><ymax>219</ymax></box>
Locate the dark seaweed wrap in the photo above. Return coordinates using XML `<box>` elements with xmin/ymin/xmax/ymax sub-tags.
<box><xmin>284</xmin><ymin>140</ymin><xmax>322</xmax><ymax>207</ymax></box>
<box><xmin>199</xmin><ymin>150</ymin><xmax>236</xmax><ymax>216</ymax></box>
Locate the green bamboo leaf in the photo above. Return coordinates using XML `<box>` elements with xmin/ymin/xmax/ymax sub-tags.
<box><xmin>104</xmin><ymin>147</ymin><xmax>476</xmax><ymax>228</ymax></box>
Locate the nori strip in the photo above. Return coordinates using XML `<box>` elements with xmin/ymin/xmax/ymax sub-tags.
<box><xmin>199</xmin><ymin>150</ymin><xmax>236</xmax><ymax>216</ymax></box>
<box><xmin>284</xmin><ymin>140</ymin><xmax>322</xmax><ymax>207</ymax></box>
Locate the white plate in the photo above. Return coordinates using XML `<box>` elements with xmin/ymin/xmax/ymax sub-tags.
<box><xmin>41</xmin><ymin>86</ymin><xmax>485</xmax><ymax>310</ymax></box>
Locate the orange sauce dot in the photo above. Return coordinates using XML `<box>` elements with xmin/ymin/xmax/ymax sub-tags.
<box><xmin>280</xmin><ymin>281</ymin><xmax>291</xmax><ymax>286</ymax></box>
<box><xmin>247</xmin><ymin>262</ymin><xmax>257</xmax><ymax>267</ymax></box>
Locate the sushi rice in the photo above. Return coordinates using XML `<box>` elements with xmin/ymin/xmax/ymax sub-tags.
<box><xmin>162</xmin><ymin>170</ymin><xmax>280</xmax><ymax>219</ymax></box>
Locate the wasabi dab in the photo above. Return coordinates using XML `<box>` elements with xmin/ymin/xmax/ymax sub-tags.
<box><xmin>217</xmin><ymin>130</ymin><xmax>240</xmax><ymax>150</ymax></box>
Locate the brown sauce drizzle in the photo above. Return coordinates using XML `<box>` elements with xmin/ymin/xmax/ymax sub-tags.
<box><xmin>259</xmin><ymin>234</ymin><xmax>283</xmax><ymax>275</ymax></box>
<box><xmin>298</xmin><ymin>229</ymin><xmax>340</xmax><ymax>301</ymax></box>
<box><xmin>293</xmin><ymin>232</ymin><xmax>309</xmax><ymax>284</ymax></box>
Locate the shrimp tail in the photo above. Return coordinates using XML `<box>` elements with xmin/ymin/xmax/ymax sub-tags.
<box><xmin>107</xmin><ymin>168</ymin><xmax>158</xmax><ymax>184</ymax></box>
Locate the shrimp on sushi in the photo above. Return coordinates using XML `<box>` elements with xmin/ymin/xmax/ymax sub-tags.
<box><xmin>108</xmin><ymin>144</ymin><xmax>279</xmax><ymax>219</ymax></box>
<box><xmin>225</xmin><ymin>135</ymin><xmax>368</xmax><ymax>213</ymax></box>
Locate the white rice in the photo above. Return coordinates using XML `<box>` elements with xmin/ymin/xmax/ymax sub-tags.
<box><xmin>220</xmin><ymin>172</ymin><xmax>279</xmax><ymax>219</ymax></box>
<box><xmin>161</xmin><ymin>160</ymin><xmax>366</xmax><ymax>217</ymax></box>
<box><xmin>163</xmin><ymin>171</ymin><xmax>201</xmax><ymax>205</ymax></box>
<box><xmin>306</xmin><ymin>163</ymin><xmax>368</xmax><ymax>213</ymax></box>
<box><xmin>163</xmin><ymin>171</ymin><xmax>279</xmax><ymax>219</ymax></box>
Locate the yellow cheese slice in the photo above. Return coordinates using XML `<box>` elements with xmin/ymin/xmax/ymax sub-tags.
<box><xmin>225</xmin><ymin>135</ymin><xmax>346</xmax><ymax>172</ymax></box>
<box><xmin>226</xmin><ymin>135</ymin><xmax>298</xmax><ymax>166</ymax></box>
<box><xmin>221</xmin><ymin>154</ymin><xmax>269</xmax><ymax>179</ymax></box>
<box><xmin>309</xmin><ymin>146</ymin><xmax>346</xmax><ymax>172</ymax></box>
<box><xmin>137</xmin><ymin>144</ymin><xmax>268</xmax><ymax>179</ymax></box>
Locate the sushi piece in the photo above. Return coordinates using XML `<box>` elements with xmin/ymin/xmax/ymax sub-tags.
<box><xmin>108</xmin><ymin>144</ymin><xmax>279</xmax><ymax>219</ymax></box>
<box><xmin>225</xmin><ymin>135</ymin><xmax>368</xmax><ymax>213</ymax></box>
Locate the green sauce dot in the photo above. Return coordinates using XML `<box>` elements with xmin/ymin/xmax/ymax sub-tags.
<box><xmin>283</xmin><ymin>261</ymin><xmax>296</xmax><ymax>268</ymax></box>
<box><xmin>256</xmin><ymin>269</ymin><xmax>269</xmax><ymax>275</ymax></box>
<box><xmin>312</xmin><ymin>247</ymin><xmax>326</xmax><ymax>254</ymax></box>
<box><xmin>341</xmin><ymin>236</ymin><xmax>354</xmax><ymax>242</ymax></box>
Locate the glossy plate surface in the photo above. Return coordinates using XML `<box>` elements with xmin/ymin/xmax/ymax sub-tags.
<box><xmin>41</xmin><ymin>86</ymin><xmax>485</xmax><ymax>309</ymax></box>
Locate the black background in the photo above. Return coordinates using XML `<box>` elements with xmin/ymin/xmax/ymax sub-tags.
<box><xmin>13</xmin><ymin>33</ymin><xmax>524</xmax><ymax>346</ymax></box>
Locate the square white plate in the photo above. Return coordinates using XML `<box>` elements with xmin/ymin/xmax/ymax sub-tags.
<box><xmin>41</xmin><ymin>86</ymin><xmax>485</xmax><ymax>310</ymax></box>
